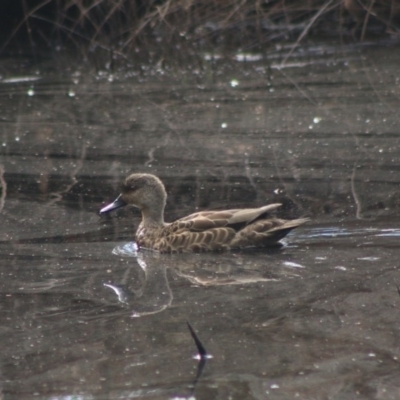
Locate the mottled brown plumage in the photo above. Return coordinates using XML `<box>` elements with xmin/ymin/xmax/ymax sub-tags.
<box><xmin>100</xmin><ymin>173</ymin><xmax>308</xmax><ymax>253</ymax></box>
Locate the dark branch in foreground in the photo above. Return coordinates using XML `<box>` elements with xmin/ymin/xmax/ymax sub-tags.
<box><xmin>187</xmin><ymin>320</ymin><xmax>208</xmax><ymax>358</ymax></box>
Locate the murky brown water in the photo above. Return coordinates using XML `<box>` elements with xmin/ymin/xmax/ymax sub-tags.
<box><xmin>1</xmin><ymin>44</ymin><xmax>400</xmax><ymax>399</ymax></box>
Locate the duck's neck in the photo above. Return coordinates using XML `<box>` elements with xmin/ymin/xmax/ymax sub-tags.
<box><xmin>141</xmin><ymin>205</ymin><xmax>165</xmax><ymax>229</ymax></box>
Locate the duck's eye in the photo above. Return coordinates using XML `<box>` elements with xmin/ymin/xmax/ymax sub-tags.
<box><xmin>122</xmin><ymin>183</ymin><xmax>137</xmax><ymax>191</ymax></box>
<box><xmin>121</xmin><ymin>183</ymin><xmax>134</xmax><ymax>192</ymax></box>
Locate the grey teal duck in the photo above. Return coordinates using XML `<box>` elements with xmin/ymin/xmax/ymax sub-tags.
<box><xmin>100</xmin><ymin>173</ymin><xmax>308</xmax><ymax>253</ymax></box>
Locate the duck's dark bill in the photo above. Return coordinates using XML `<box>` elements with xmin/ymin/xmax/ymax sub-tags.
<box><xmin>100</xmin><ymin>195</ymin><xmax>127</xmax><ymax>214</ymax></box>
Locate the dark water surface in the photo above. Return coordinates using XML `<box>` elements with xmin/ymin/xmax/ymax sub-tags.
<box><xmin>1</xmin><ymin>44</ymin><xmax>400</xmax><ymax>399</ymax></box>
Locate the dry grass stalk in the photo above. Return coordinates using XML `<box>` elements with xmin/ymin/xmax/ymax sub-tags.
<box><xmin>2</xmin><ymin>0</ymin><xmax>399</xmax><ymax>62</ymax></box>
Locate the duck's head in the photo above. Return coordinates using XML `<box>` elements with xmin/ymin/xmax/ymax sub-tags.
<box><xmin>100</xmin><ymin>173</ymin><xmax>167</xmax><ymax>215</ymax></box>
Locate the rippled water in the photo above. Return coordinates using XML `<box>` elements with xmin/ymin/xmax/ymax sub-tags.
<box><xmin>1</xmin><ymin>44</ymin><xmax>400</xmax><ymax>399</ymax></box>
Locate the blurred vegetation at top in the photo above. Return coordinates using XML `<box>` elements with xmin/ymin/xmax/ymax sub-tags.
<box><xmin>1</xmin><ymin>0</ymin><xmax>399</xmax><ymax>66</ymax></box>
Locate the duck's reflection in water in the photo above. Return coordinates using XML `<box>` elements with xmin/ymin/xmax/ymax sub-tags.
<box><xmin>104</xmin><ymin>242</ymin><xmax>284</xmax><ymax>317</ymax></box>
<box><xmin>103</xmin><ymin>242</ymin><xmax>172</xmax><ymax>317</ymax></box>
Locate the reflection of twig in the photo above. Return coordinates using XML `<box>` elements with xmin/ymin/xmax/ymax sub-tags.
<box><xmin>144</xmin><ymin>131</ymin><xmax>173</xmax><ymax>167</ymax></box>
<box><xmin>351</xmin><ymin>159</ymin><xmax>363</xmax><ymax>219</ymax></box>
<box><xmin>277</xmin><ymin>68</ymin><xmax>316</xmax><ymax>105</ymax></box>
<box><xmin>145</xmin><ymin>148</ymin><xmax>155</xmax><ymax>166</ymax></box>
<box><xmin>244</xmin><ymin>155</ymin><xmax>257</xmax><ymax>193</ymax></box>
<box><xmin>47</xmin><ymin>143</ymin><xmax>88</xmax><ymax>205</ymax></box>
<box><xmin>361</xmin><ymin>54</ymin><xmax>394</xmax><ymax>112</ymax></box>
<box><xmin>141</xmin><ymin>95</ymin><xmax>184</xmax><ymax>167</ymax></box>
<box><xmin>0</xmin><ymin>165</ymin><xmax>6</xmax><ymax>213</ymax></box>
<box><xmin>270</xmin><ymin>143</ymin><xmax>304</xmax><ymax>211</ymax></box>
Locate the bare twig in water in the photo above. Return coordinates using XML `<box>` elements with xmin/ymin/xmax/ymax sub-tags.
<box><xmin>187</xmin><ymin>320</ymin><xmax>208</xmax><ymax>358</ymax></box>
<box><xmin>186</xmin><ymin>320</ymin><xmax>211</xmax><ymax>394</ymax></box>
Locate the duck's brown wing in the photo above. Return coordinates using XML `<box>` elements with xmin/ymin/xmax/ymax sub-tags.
<box><xmin>155</xmin><ymin>204</ymin><xmax>283</xmax><ymax>253</ymax></box>
<box><xmin>175</xmin><ymin>203</ymin><xmax>282</xmax><ymax>232</ymax></box>
<box><xmin>230</xmin><ymin>217</ymin><xmax>309</xmax><ymax>248</ymax></box>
